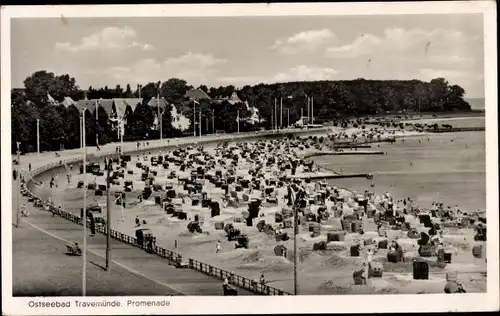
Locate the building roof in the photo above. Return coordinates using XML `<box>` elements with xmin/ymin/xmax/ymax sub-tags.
<box><xmin>228</xmin><ymin>92</ymin><xmax>242</xmax><ymax>105</ymax></box>
<box><xmin>113</xmin><ymin>98</ymin><xmax>143</xmax><ymax>117</ymax></box>
<box><xmin>75</xmin><ymin>99</ymin><xmax>98</xmax><ymax>113</ymax></box>
<box><xmin>148</xmin><ymin>97</ymin><xmax>168</xmax><ymax>109</ymax></box>
<box><xmin>61</xmin><ymin>96</ymin><xmax>76</xmax><ymax>108</ymax></box>
<box><xmin>97</xmin><ymin>99</ymin><xmax>115</xmax><ymax>116</ymax></box>
<box><xmin>185</xmin><ymin>89</ymin><xmax>211</xmax><ymax>101</ymax></box>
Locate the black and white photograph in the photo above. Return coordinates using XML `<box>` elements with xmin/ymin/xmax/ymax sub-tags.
<box><xmin>1</xmin><ymin>2</ymin><xmax>498</xmax><ymax>315</ymax></box>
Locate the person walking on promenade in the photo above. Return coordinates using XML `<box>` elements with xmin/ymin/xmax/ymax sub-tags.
<box><xmin>216</xmin><ymin>240</ymin><xmax>221</xmax><ymax>253</ymax></box>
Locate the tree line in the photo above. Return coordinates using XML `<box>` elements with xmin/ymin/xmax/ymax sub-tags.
<box><xmin>11</xmin><ymin>70</ymin><xmax>471</xmax><ymax>153</ymax></box>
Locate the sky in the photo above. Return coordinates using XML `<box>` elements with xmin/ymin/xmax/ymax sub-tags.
<box><xmin>11</xmin><ymin>14</ymin><xmax>485</xmax><ymax>97</ymax></box>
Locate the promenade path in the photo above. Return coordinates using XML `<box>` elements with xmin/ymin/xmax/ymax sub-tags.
<box><xmin>13</xmin><ymin>194</ymin><xmax>250</xmax><ymax>296</ymax></box>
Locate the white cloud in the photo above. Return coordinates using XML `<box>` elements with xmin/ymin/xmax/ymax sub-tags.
<box><xmin>273</xmin><ymin>65</ymin><xmax>339</xmax><ymax>82</ymax></box>
<box><xmin>55</xmin><ymin>26</ymin><xmax>153</xmax><ymax>52</ymax></box>
<box><xmin>272</xmin><ymin>29</ymin><xmax>337</xmax><ymax>54</ymax></box>
<box><xmin>418</xmin><ymin>68</ymin><xmax>482</xmax><ymax>81</ymax></box>
<box><xmin>326</xmin><ymin>27</ymin><xmax>478</xmax><ymax>58</ymax></box>
<box><xmin>428</xmin><ymin>55</ymin><xmax>475</xmax><ymax>66</ymax></box>
<box><xmin>92</xmin><ymin>53</ymin><xmax>226</xmax><ymax>86</ymax></box>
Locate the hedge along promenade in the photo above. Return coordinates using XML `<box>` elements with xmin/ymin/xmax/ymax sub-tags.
<box><xmin>18</xmin><ymin>128</ymin><xmax>327</xmax><ymax>296</ymax></box>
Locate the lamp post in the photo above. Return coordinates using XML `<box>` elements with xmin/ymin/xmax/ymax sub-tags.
<box><xmin>199</xmin><ymin>107</ymin><xmax>202</xmax><ymax>139</ymax></box>
<box><xmin>105</xmin><ymin>158</ymin><xmax>111</xmax><ymax>271</ymax></box>
<box><xmin>16</xmin><ymin>141</ymin><xmax>21</xmax><ymax>228</ymax></box>
<box><xmin>36</xmin><ymin>119</ymin><xmax>40</xmax><ymax>156</ymax></box>
<box><xmin>82</xmin><ymin>108</ymin><xmax>87</xmax><ymax>296</ymax></box>
<box><xmin>211</xmin><ymin>109</ymin><xmax>215</xmax><ymax>134</ymax></box>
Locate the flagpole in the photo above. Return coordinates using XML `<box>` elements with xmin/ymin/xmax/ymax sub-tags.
<box><xmin>280</xmin><ymin>98</ymin><xmax>283</xmax><ymax>129</ymax></box>
<box><xmin>82</xmin><ymin>108</ymin><xmax>87</xmax><ymax>296</ymax></box>
<box><xmin>16</xmin><ymin>142</ymin><xmax>21</xmax><ymax>228</ymax></box>
<box><xmin>274</xmin><ymin>98</ymin><xmax>277</xmax><ymax>131</ymax></box>
<box><xmin>193</xmin><ymin>100</ymin><xmax>196</xmax><ymax>137</ymax></box>
<box><xmin>79</xmin><ymin>116</ymin><xmax>82</xmax><ymax>149</ymax></box>
<box><xmin>311</xmin><ymin>96</ymin><xmax>314</xmax><ymax>125</ymax></box>
<box><xmin>287</xmin><ymin>109</ymin><xmax>290</xmax><ymax>128</ymax></box>
<box><xmin>158</xmin><ymin>87</ymin><xmax>162</xmax><ymax>142</ymax></box>
<box><xmin>36</xmin><ymin>119</ymin><xmax>40</xmax><ymax>156</ymax></box>
<box><xmin>237</xmin><ymin>110</ymin><xmax>240</xmax><ymax>134</ymax></box>
<box><xmin>95</xmin><ymin>101</ymin><xmax>99</xmax><ymax>151</ymax></box>
<box><xmin>301</xmin><ymin>108</ymin><xmax>303</xmax><ymax>126</ymax></box>
<box><xmin>199</xmin><ymin>106</ymin><xmax>202</xmax><ymax>139</ymax></box>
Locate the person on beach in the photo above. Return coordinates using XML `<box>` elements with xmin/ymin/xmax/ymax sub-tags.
<box><xmin>216</xmin><ymin>240</ymin><xmax>221</xmax><ymax>253</ymax></box>
<box><xmin>135</xmin><ymin>216</ymin><xmax>141</xmax><ymax>227</ymax></box>
<box><xmin>259</xmin><ymin>274</ymin><xmax>266</xmax><ymax>285</ymax></box>
<box><xmin>21</xmin><ymin>203</ymin><xmax>29</xmax><ymax>217</ymax></box>
<box><xmin>29</xmin><ymin>163</ymin><xmax>31</xmax><ymax>172</ymax></box>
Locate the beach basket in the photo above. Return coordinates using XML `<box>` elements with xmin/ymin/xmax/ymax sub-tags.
<box><xmin>369</xmin><ymin>262</ymin><xmax>383</xmax><ymax>278</ymax></box>
<box><xmin>378</xmin><ymin>239</ymin><xmax>388</xmax><ymax>249</ymax></box>
<box><xmin>352</xmin><ymin>268</ymin><xmax>366</xmax><ymax>285</ymax></box>
<box><xmin>275</xmin><ymin>213</ymin><xmax>283</xmax><ymax>223</ymax></box>
<box><xmin>351</xmin><ymin>221</ymin><xmax>363</xmax><ymax>234</ymax></box>
<box><xmin>214</xmin><ymin>222</ymin><xmax>224</xmax><ymax>230</ymax></box>
<box><xmin>274</xmin><ymin>245</ymin><xmax>287</xmax><ymax>257</ymax></box>
<box><xmin>472</xmin><ymin>244</ymin><xmax>485</xmax><ymax>258</ymax></box>
<box><xmin>350</xmin><ymin>244</ymin><xmax>360</xmax><ymax>257</ymax></box>
<box><xmin>387</xmin><ymin>250</ymin><xmax>403</xmax><ymax>263</ymax></box>
<box><xmin>419</xmin><ymin>244</ymin><xmax>436</xmax><ymax>257</ymax></box>
<box><xmin>154</xmin><ymin>196</ymin><xmax>161</xmax><ymax>205</ymax></box>
<box><xmin>313</xmin><ymin>241</ymin><xmax>327</xmax><ymax>251</ymax></box>
<box><xmin>327</xmin><ymin>231</ymin><xmax>345</xmax><ymax>242</ymax></box>
<box><xmin>413</xmin><ymin>260</ymin><xmax>429</xmax><ymax>280</ymax></box>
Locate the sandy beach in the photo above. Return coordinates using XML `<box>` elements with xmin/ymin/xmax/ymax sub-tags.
<box><xmin>27</xmin><ymin>120</ymin><xmax>487</xmax><ymax>295</ymax></box>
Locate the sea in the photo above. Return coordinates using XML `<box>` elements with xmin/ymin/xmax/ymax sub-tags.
<box><xmin>311</xmin><ymin>116</ymin><xmax>486</xmax><ymax>213</ymax></box>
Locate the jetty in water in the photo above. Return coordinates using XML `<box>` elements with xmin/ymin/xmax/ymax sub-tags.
<box><xmin>302</xmin><ymin>150</ymin><xmax>385</xmax><ymax>159</ymax></box>
<box><xmin>288</xmin><ymin>173</ymin><xmax>373</xmax><ymax>180</ymax></box>
<box><xmin>333</xmin><ymin>144</ymin><xmax>372</xmax><ymax>149</ymax></box>
<box><xmin>426</xmin><ymin>127</ymin><xmax>485</xmax><ymax>133</ymax></box>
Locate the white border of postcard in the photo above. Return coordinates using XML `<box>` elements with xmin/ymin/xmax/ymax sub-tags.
<box><xmin>1</xmin><ymin>1</ymin><xmax>498</xmax><ymax>315</ymax></box>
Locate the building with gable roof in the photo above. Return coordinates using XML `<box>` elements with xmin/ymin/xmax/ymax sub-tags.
<box><xmin>61</xmin><ymin>96</ymin><xmax>76</xmax><ymax>108</ymax></box>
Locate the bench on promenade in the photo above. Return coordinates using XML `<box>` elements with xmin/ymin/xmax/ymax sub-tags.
<box><xmin>65</xmin><ymin>244</ymin><xmax>82</xmax><ymax>256</ymax></box>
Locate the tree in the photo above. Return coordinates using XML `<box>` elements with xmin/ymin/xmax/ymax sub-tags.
<box><xmin>64</xmin><ymin>105</ymin><xmax>81</xmax><ymax>149</ymax></box>
<box><xmin>131</xmin><ymin>99</ymin><xmax>154</xmax><ymax>139</ymax></box>
<box><xmin>24</xmin><ymin>71</ymin><xmax>80</xmax><ymax>105</ymax></box>
<box><xmin>39</xmin><ymin>106</ymin><xmax>66</xmax><ymax>151</ymax></box>
<box><xmin>124</xmin><ymin>84</ymin><xmax>134</xmax><ymax>98</ymax></box>
<box><xmin>160</xmin><ymin>78</ymin><xmax>191</xmax><ymax>105</ymax></box>
<box><xmin>93</xmin><ymin>105</ymin><xmax>113</xmax><ymax>145</ymax></box>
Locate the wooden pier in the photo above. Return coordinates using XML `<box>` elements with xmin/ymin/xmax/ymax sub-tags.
<box><xmin>426</xmin><ymin>127</ymin><xmax>485</xmax><ymax>133</ymax></box>
<box><xmin>302</xmin><ymin>151</ymin><xmax>385</xmax><ymax>159</ymax></box>
<box><xmin>288</xmin><ymin>173</ymin><xmax>373</xmax><ymax>180</ymax></box>
<box><xmin>333</xmin><ymin>144</ymin><xmax>372</xmax><ymax>149</ymax></box>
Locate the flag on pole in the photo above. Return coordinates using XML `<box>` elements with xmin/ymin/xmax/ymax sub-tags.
<box><xmin>193</xmin><ymin>100</ymin><xmax>200</xmax><ymax>105</ymax></box>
